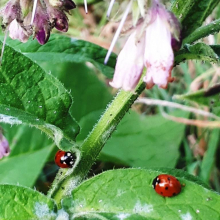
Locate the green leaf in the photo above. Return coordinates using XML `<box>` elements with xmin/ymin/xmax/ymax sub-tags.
<box><xmin>48</xmin><ymin>62</ymin><xmax>113</xmax><ymax>122</ymax></box>
<box><xmin>88</xmin><ymin>111</ymin><xmax>186</xmax><ymax>168</ymax></box>
<box><xmin>0</xmin><ymin>124</ymin><xmax>54</xmax><ymax>187</ymax></box>
<box><xmin>2</xmin><ymin>34</ymin><xmax>116</xmax><ymax>79</ymax></box>
<box><xmin>175</xmin><ymin>43</ymin><xmax>219</xmax><ymax>65</ymax></box>
<box><xmin>183</xmin><ymin>19</ymin><xmax>220</xmax><ymax>45</ymax></box>
<box><xmin>174</xmin><ymin>84</ymin><xmax>220</xmax><ymax>116</ymax></box>
<box><xmin>0</xmin><ymin>41</ymin><xmax>80</xmax><ymax>149</ymax></box>
<box><xmin>0</xmin><ymin>184</ymin><xmax>57</xmax><ymax>220</ymax></box>
<box><xmin>62</xmin><ymin>168</ymin><xmax>220</xmax><ymax>219</ymax></box>
<box><xmin>171</xmin><ymin>0</ymin><xmax>219</xmax><ymax>38</ymax></box>
<box><xmin>200</xmin><ymin>129</ymin><xmax>219</xmax><ymax>183</ymax></box>
<box><xmin>37</xmin><ymin>61</ymin><xmax>113</xmax><ymax>140</ymax></box>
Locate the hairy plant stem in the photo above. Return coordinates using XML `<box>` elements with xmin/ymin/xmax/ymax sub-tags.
<box><xmin>48</xmin><ymin>80</ymin><xmax>146</xmax><ymax>207</ymax></box>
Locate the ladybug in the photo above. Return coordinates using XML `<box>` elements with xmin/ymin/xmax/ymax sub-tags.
<box><xmin>54</xmin><ymin>150</ymin><xmax>76</xmax><ymax>168</ymax></box>
<box><xmin>152</xmin><ymin>174</ymin><xmax>181</xmax><ymax>197</ymax></box>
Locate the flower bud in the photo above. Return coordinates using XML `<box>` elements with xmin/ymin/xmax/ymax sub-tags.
<box><xmin>45</xmin><ymin>4</ymin><xmax>69</xmax><ymax>32</ymax></box>
<box><xmin>54</xmin><ymin>13</ymin><xmax>68</xmax><ymax>32</ymax></box>
<box><xmin>1</xmin><ymin>0</ymin><xmax>22</xmax><ymax>28</ymax></box>
<box><xmin>32</xmin><ymin>3</ymin><xmax>51</xmax><ymax>44</ymax></box>
<box><xmin>0</xmin><ymin>132</ymin><xmax>10</xmax><ymax>159</ymax></box>
<box><xmin>49</xmin><ymin>0</ymin><xmax>76</xmax><ymax>11</ymax></box>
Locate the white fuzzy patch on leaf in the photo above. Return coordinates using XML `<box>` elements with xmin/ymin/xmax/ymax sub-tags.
<box><xmin>0</xmin><ymin>114</ymin><xmax>22</xmax><ymax>124</ymax></box>
<box><xmin>34</xmin><ymin>202</ymin><xmax>56</xmax><ymax>219</ymax></box>
<box><xmin>180</xmin><ymin>212</ymin><xmax>193</xmax><ymax>220</ymax></box>
<box><xmin>133</xmin><ymin>200</ymin><xmax>153</xmax><ymax>214</ymax></box>
<box><xmin>116</xmin><ymin>213</ymin><xmax>130</xmax><ymax>220</ymax></box>
<box><xmin>56</xmin><ymin>209</ymin><xmax>69</xmax><ymax>220</ymax></box>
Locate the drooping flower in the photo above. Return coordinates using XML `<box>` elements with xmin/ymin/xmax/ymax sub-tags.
<box><xmin>107</xmin><ymin>0</ymin><xmax>181</xmax><ymax>91</ymax></box>
<box><xmin>143</xmin><ymin>0</ymin><xmax>176</xmax><ymax>89</ymax></box>
<box><xmin>110</xmin><ymin>29</ymin><xmax>145</xmax><ymax>91</ymax></box>
<box><xmin>0</xmin><ymin>131</ymin><xmax>10</xmax><ymax>159</ymax></box>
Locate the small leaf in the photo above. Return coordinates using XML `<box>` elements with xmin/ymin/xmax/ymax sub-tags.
<box><xmin>174</xmin><ymin>84</ymin><xmax>220</xmax><ymax>116</ymax></box>
<box><xmin>0</xmin><ymin>185</ymin><xmax>57</xmax><ymax>220</ymax></box>
<box><xmin>62</xmin><ymin>168</ymin><xmax>220</xmax><ymax>219</ymax></box>
<box><xmin>175</xmin><ymin>43</ymin><xmax>219</xmax><ymax>65</ymax></box>
<box><xmin>2</xmin><ymin>34</ymin><xmax>116</xmax><ymax>79</ymax></box>
<box><xmin>200</xmin><ymin>129</ymin><xmax>219</xmax><ymax>183</ymax></box>
<box><xmin>183</xmin><ymin>19</ymin><xmax>220</xmax><ymax>45</ymax></box>
<box><xmin>0</xmin><ymin>41</ymin><xmax>80</xmax><ymax>149</ymax></box>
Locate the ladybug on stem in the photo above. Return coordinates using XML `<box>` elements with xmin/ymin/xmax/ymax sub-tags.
<box><xmin>152</xmin><ymin>174</ymin><xmax>182</xmax><ymax>197</ymax></box>
<box><xmin>54</xmin><ymin>150</ymin><xmax>76</xmax><ymax>168</ymax></box>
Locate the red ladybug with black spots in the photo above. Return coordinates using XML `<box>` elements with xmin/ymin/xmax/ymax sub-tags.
<box><xmin>54</xmin><ymin>150</ymin><xmax>76</xmax><ymax>168</ymax></box>
<box><xmin>152</xmin><ymin>174</ymin><xmax>182</xmax><ymax>197</ymax></box>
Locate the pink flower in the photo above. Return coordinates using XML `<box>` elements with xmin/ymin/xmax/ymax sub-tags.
<box><xmin>110</xmin><ymin>30</ymin><xmax>145</xmax><ymax>91</ymax></box>
<box><xmin>0</xmin><ymin>133</ymin><xmax>10</xmax><ymax>159</ymax></box>
<box><xmin>143</xmin><ymin>2</ymin><xmax>175</xmax><ymax>89</ymax></box>
<box><xmin>108</xmin><ymin>0</ymin><xmax>181</xmax><ymax>91</ymax></box>
<box><xmin>8</xmin><ymin>19</ymin><xmax>29</xmax><ymax>43</ymax></box>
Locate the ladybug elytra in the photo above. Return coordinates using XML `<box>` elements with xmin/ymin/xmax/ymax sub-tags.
<box><xmin>152</xmin><ymin>174</ymin><xmax>181</xmax><ymax>197</ymax></box>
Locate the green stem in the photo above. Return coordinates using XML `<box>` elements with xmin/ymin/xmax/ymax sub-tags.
<box><xmin>183</xmin><ymin>18</ymin><xmax>220</xmax><ymax>45</ymax></box>
<box><xmin>48</xmin><ymin>80</ymin><xmax>145</xmax><ymax>206</ymax></box>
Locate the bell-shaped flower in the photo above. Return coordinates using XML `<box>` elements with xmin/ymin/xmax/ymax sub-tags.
<box><xmin>0</xmin><ymin>133</ymin><xmax>10</xmax><ymax>159</ymax></box>
<box><xmin>143</xmin><ymin>4</ymin><xmax>174</xmax><ymax>89</ymax></box>
<box><xmin>110</xmin><ymin>30</ymin><xmax>145</xmax><ymax>91</ymax></box>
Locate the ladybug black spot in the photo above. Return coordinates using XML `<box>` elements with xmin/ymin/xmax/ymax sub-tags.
<box><xmin>173</xmin><ymin>192</ymin><xmax>176</xmax><ymax>196</ymax></box>
<box><xmin>167</xmin><ymin>177</ymin><xmax>171</xmax><ymax>181</ymax></box>
<box><xmin>165</xmin><ymin>187</ymin><xmax>169</xmax><ymax>190</ymax></box>
<box><xmin>152</xmin><ymin>176</ymin><xmax>159</xmax><ymax>189</ymax></box>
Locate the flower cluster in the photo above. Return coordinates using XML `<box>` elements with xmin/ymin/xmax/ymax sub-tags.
<box><xmin>0</xmin><ymin>0</ymin><xmax>76</xmax><ymax>44</ymax></box>
<box><xmin>108</xmin><ymin>0</ymin><xmax>181</xmax><ymax>90</ymax></box>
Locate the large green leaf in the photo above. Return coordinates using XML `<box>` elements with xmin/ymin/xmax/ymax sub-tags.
<box><xmin>62</xmin><ymin>168</ymin><xmax>220</xmax><ymax>219</ymax></box>
<box><xmin>78</xmin><ymin>111</ymin><xmax>186</xmax><ymax>168</ymax></box>
<box><xmin>37</xmin><ymin>61</ymin><xmax>113</xmax><ymax>142</ymax></box>
<box><xmin>174</xmin><ymin>43</ymin><xmax>219</xmax><ymax>65</ymax></box>
<box><xmin>0</xmin><ymin>124</ymin><xmax>54</xmax><ymax>187</ymax></box>
<box><xmin>0</xmin><ymin>185</ymin><xmax>57</xmax><ymax>220</ymax></box>
<box><xmin>0</xmin><ymin>41</ymin><xmax>79</xmax><ymax>149</ymax></box>
<box><xmin>171</xmin><ymin>0</ymin><xmax>219</xmax><ymax>38</ymax></box>
<box><xmin>2</xmin><ymin>34</ymin><xmax>116</xmax><ymax>79</ymax></box>
<box><xmin>46</xmin><ymin>62</ymin><xmax>113</xmax><ymax>122</ymax></box>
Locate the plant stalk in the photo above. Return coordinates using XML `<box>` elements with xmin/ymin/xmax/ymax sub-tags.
<box><xmin>48</xmin><ymin>80</ymin><xmax>145</xmax><ymax>206</ymax></box>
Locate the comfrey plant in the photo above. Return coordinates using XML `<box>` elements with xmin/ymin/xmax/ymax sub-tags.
<box><xmin>0</xmin><ymin>0</ymin><xmax>220</xmax><ymax>219</ymax></box>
